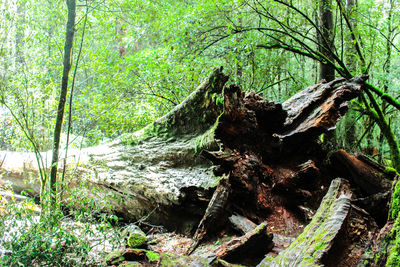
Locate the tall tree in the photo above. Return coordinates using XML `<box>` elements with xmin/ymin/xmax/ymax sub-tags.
<box><xmin>342</xmin><ymin>0</ymin><xmax>358</xmax><ymax>151</ymax></box>
<box><xmin>49</xmin><ymin>0</ymin><xmax>76</xmax><ymax>208</ymax></box>
<box><xmin>318</xmin><ymin>0</ymin><xmax>335</xmax><ymax>81</ymax></box>
<box><xmin>318</xmin><ymin>0</ymin><xmax>338</xmax><ymax>150</ymax></box>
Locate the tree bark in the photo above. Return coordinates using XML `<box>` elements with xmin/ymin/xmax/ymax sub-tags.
<box><xmin>318</xmin><ymin>0</ymin><xmax>335</xmax><ymax>82</ymax></box>
<box><xmin>49</xmin><ymin>0</ymin><xmax>76</xmax><ymax>207</ymax></box>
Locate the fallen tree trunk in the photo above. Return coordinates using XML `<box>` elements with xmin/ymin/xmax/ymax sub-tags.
<box><xmin>0</xmin><ymin>67</ymin><xmax>229</xmax><ymax>230</ymax></box>
<box><xmin>0</xmin><ymin>68</ymin><xmax>394</xmax><ymax>266</ymax></box>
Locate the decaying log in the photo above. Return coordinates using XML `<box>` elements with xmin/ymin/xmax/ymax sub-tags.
<box><xmin>0</xmin><ymin>67</ymin><xmax>230</xmax><ymax>230</ymax></box>
<box><xmin>258</xmin><ymin>178</ymin><xmax>353</xmax><ymax>266</ymax></box>
<box><xmin>215</xmin><ymin>222</ymin><xmax>273</xmax><ymax>265</ymax></box>
<box><xmin>0</xmin><ymin>67</ymin><xmax>390</xmax><ymax>266</ymax></box>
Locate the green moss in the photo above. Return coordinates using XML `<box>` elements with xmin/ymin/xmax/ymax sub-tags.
<box><xmin>119</xmin><ymin>262</ymin><xmax>141</xmax><ymax>267</ymax></box>
<box><xmin>105</xmin><ymin>250</ymin><xmax>125</xmax><ymax>265</ymax></box>
<box><xmin>387</xmin><ymin>212</ymin><xmax>400</xmax><ymax>266</ymax></box>
<box><xmin>385</xmin><ymin>167</ymin><xmax>399</xmax><ymax>177</ymax></box>
<box><xmin>385</xmin><ymin>180</ymin><xmax>400</xmax><ymax>265</ymax></box>
<box><xmin>392</xmin><ymin>181</ymin><xmax>400</xmax><ymax>219</ymax></box>
<box><xmin>192</xmin><ymin>109</ymin><xmax>224</xmax><ymax>153</ymax></box>
<box><xmin>146</xmin><ymin>251</ymin><xmax>160</xmax><ymax>262</ymax></box>
<box><xmin>159</xmin><ymin>253</ymin><xmax>177</xmax><ymax>267</ymax></box>
<box><xmin>127</xmin><ymin>232</ymin><xmax>147</xmax><ymax>248</ymax></box>
<box><xmin>192</xmin><ymin>125</ymin><xmax>217</xmax><ymax>153</ymax></box>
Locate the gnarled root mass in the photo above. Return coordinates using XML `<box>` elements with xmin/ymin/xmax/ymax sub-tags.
<box><xmin>188</xmin><ymin>72</ymin><xmax>394</xmax><ymax>266</ymax></box>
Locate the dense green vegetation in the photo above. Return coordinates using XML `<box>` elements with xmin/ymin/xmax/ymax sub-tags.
<box><xmin>1</xmin><ymin>0</ymin><xmax>399</xmax><ymax>160</ymax></box>
<box><xmin>1</xmin><ymin>0</ymin><xmax>399</xmax><ymax>162</ymax></box>
<box><xmin>0</xmin><ymin>0</ymin><xmax>399</xmax><ymax>265</ymax></box>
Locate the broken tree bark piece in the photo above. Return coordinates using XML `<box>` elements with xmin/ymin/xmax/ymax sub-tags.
<box><xmin>228</xmin><ymin>214</ymin><xmax>257</xmax><ymax>234</ymax></box>
<box><xmin>330</xmin><ymin>149</ymin><xmax>392</xmax><ymax>195</ymax></box>
<box><xmin>215</xmin><ymin>222</ymin><xmax>273</xmax><ymax>265</ymax></box>
<box><xmin>321</xmin><ymin>204</ymin><xmax>379</xmax><ymax>266</ymax></box>
<box><xmin>257</xmin><ymin>178</ymin><xmax>352</xmax><ymax>266</ymax></box>
<box><xmin>188</xmin><ymin>174</ymin><xmax>231</xmax><ymax>254</ymax></box>
<box><xmin>278</xmin><ymin>78</ymin><xmax>363</xmax><ymax>150</ymax></box>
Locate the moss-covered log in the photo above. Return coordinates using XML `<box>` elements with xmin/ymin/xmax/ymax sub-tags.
<box><xmin>257</xmin><ymin>178</ymin><xmax>378</xmax><ymax>266</ymax></box>
<box><xmin>0</xmin><ymin>67</ymin><xmax>229</xmax><ymax>231</ymax></box>
<box><xmin>0</xmin><ymin>68</ymin><xmax>393</xmax><ymax>266</ymax></box>
<box><xmin>257</xmin><ymin>178</ymin><xmax>352</xmax><ymax>266</ymax></box>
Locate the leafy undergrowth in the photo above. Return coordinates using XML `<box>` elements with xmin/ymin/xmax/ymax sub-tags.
<box><xmin>0</xmin><ymin>185</ymin><xmax>125</xmax><ymax>266</ymax></box>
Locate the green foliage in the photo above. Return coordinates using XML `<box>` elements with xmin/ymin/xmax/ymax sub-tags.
<box><xmin>1</xmin><ymin>215</ymin><xmax>87</xmax><ymax>266</ymax></box>
<box><xmin>0</xmin><ymin>196</ymin><xmax>90</xmax><ymax>266</ymax></box>
<box><xmin>0</xmin><ymin>184</ymin><xmax>124</xmax><ymax>266</ymax></box>
<box><xmin>385</xmin><ymin>167</ymin><xmax>399</xmax><ymax>177</ymax></box>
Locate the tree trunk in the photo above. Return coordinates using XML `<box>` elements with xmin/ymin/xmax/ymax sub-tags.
<box><xmin>49</xmin><ymin>0</ymin><xmax>76</xmax><ymax>208</ymax></box>
<box><xmin>318</xmin><ymin>0</ymin><xmax>335</xmax><ymax>82</ymax></box>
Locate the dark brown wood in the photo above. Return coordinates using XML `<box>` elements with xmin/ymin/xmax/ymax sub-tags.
<box><xmin>228</xmin><ymin>214</ymin><xmax>257</xmax><ymax>234</ymax></box>
<box><xmin>215</xmin><ymin>222</ymin><xmax>273</xmax><ymax>265</ymax></box>
<box><xmin>330</xmin><ymin>149</ymin><xmax>392</xmax><ymax>195</ymax></box>
<box><xmin>192</xmin><ymin>76</ymin><xmax>368</xmax><ymax>243</ymax></box>
<box><xmin>258</xmin><ymin>178</ymin><xmax>353</xmax><ymax>266</ymax></box>
<box><xmin>188</xmin><ymin>174</ymin><xmax>231</xmax><ymax>254</ymax></box>
<box><xmin>278</xmin><ymin>77</ymin><xmax>363</xmax><ymax>150</ymax></box>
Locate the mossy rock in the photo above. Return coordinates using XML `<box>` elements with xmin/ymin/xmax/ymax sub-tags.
<box><xmin>122</xmin><ymin>224</ymin><xmax>148</xmax><ymax>248</ymax></box>
<box><xmin>127</xmin><ymin>232</ymin><xmax>147</xmax><ymax>248</ymax></box>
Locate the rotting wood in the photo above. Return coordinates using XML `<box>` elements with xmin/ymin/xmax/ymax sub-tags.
<box><xmin>228</xmin><ymin>214</ymin><xmax>257</xmax><ymax>234</ymax></box>
<box><xmin>329</xmin><ymin>149</ymin><xmax>392</xmax><ymax>195</ymax></box>
<box><xmin>0</xmin><ymin>69</ymin><xmax>390</xmax><ymax>266</ymax></box>
<box><xmin>188</xmin><ymin>174</ymin><xmax>231</xmax><ymax>255</ymax></box>
<box><xmin>257</xmin><ymin>178</ymin><xmax>352</xmax><ymax>266</ymax></box>
<box><xmin>215</xmin><ymin>222</ymin><xmax>273</xmax><ymax>265</ymax></box>
<box><xmin>196</xmin><ymin>76</ymin><xmax>366</xmax><ymax>234</ymax></box>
